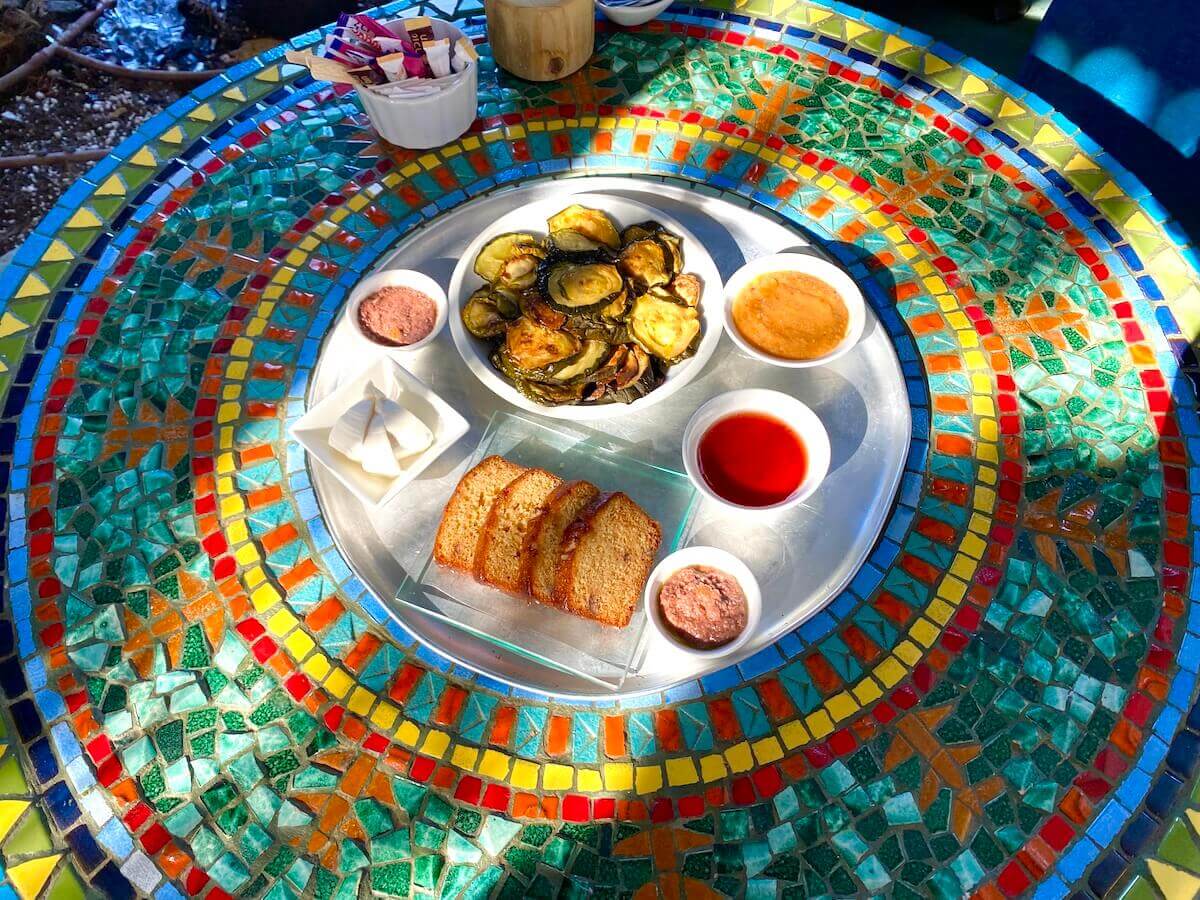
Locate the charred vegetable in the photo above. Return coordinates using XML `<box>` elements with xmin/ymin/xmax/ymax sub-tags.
<box><xmin>505</xmin><ymin>317</ymin><xmax>581</xmax><ymax>371</ymax></box>
<box><xmin>548</xmin><ymin>205</ymin><xmax>621</xmax><ymax>250</ymax></box>
<box><xmin>618</xmin><ymin>238</ymin><xmax>671</xmax><ymax>291</ymax></box>
<box><xmin>475</xmin><ymin>233</ymin><xmax>539</xmax><ymax>281</ymax></box>
<box><xmin>522</xmin><ymin>380</ymin><xmax>586</xmax><ymax>405</ymax></box>
<box><xmin>620</xmin><ymin>221</ymin><xmax>664</xmax><ymax>244</ymax></box>
<box><xmin>599</xmin><ymin>286</ymin><xmax>630</xmax><ymax>321</ymax></box>
<box><xmin>492</xmin><ymin>289</ymin><xmax>522</xmax><ymax>318</ymax></box>
<box><xmin>525</xmin><ymin>297</ymin><xmax>568</xmax><ymax>330</ymax></box>
<box><xmin>549</xmin><ymin>230</ymin><xmax>605</xmax><ymax>253</ymax></box>
<box><xmin>667</xmin><ymin>273</ymin><xmax>701</xmax><ymax>307</ymax></box>
<box><xmin>545</xmin><ymin>262</ymin><xmax>624</xmax><ymax>312</ymax></box>
<box><xmin>465</xmin><ymin>204</ymin><xmax>705</xmax><ymax>406</ymax></box>
<box><xmin>615</xmin><ymin>344</ymin><xmax>651</xmax><ymax>389</ymax></box>
<box><xmin>657</xmin><ymin>232</ymin><xmax>683</xmax><ymax>276</ymax></box>
<box><xmin>497</xmin><ymin>252</ymin><xmax>541</xmax><ymax>290</ymax></box>
<box><xmin>549</xmin><ymin>341</ymin><xmax>611</xmax><ymax>383</ymax></box>
<box><xmin>629</xmin><ymin>293</ymin><xmax>701</xmax><ymax>362</ymax></box>
<box><xmin>463</xmin><ymin>288</ymin><xmax>518</xmax><ymax>338</ymax></box>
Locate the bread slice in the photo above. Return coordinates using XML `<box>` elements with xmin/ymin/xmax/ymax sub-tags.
<box><xmin>552</xmin><ymin>492</ymin><xmax>662</xmax><ymax>627</ymax></box>
<box><xmin>474</xmin><ymin>468</ymin><xmax>564</xmax><ymax>592</ymax></box>
<box><xmin>521</xmin><ymin>480</ymin><xmax>601</xmax><ymax>605</ymax></box>
<box><xmin>434</xmin><ymin>456</ymin><xmax>525</xmax><ymax>573</ymax></box>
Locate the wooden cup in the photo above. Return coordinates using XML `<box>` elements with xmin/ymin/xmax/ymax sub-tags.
<box><xmin>484</xmin><ymin>0</ymin><xmax>594</xmax><ymax>82</ymax></box>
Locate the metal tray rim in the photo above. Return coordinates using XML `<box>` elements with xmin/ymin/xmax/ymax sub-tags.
<box><xmin>304</xmin><ymin>175</ymin><xmax>913</xmax><ymax>700</ymax></box>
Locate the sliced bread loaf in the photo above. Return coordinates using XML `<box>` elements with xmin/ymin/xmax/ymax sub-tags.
<box><xmin>474</xmin><ymin>467</ymin><xmax>564</xmax><ymax>592</ymax></box>
<box><xmin>433</xmin><ymin>456</ymin><xmax>525</xmax><ymax>573</ymax></box>
<box><xmin>521</xmin><ymin>480</ymin><xmax>601</xmax><ymax>605</ymax></box>
<box><xmin>552</xmin><ymin>492</ymin><xmax>662</xmax><ymax>627</ymax></box>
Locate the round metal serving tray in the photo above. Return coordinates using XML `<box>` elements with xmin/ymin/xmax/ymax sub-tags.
<box><xmin>305</xmin><ymin>176</ymin><xmax>912</xmax><ymax>699</ymax></box>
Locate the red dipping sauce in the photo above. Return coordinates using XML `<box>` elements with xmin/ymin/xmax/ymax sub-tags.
<box><xmin>697</xmin><ymin>412</ymin><xmax>807</xmax><ymax>507</ymax></box>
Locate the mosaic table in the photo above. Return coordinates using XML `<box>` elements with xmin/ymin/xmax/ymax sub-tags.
<box><xmin>0</xmin><ymin>0</ymin><xmax>1198</xmax><ymax>897</ymax></box>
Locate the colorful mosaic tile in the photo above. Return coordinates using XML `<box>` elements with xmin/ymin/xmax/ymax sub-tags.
<box><xmin>0</xmin><ymin>0</ymin><xmax>1197</xmax><ymax>897</ymax></box>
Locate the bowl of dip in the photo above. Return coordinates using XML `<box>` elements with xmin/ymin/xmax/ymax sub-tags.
<box><xmin>347</xmin><ymin>269</ymin><xmax>448</xmax><ymax>354</ymax></box>
<box><xmin>722</xmin><ymin>252</ymin><xmax>865</xmax><ymax>368</ymax></box>
<box><xmin>644</xmin><ymin>546</ymin><xmax>761</xmax><ymax>658</ymax></box>
<box><xmin>682</xmin><ymin>388</ymin><xmax>830</xmax><ymax>513</ymax></box>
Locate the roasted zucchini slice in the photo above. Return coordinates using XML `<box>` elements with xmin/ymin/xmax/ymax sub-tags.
<box><xmin>657</xmin><ymin>232</ymin><xmax>683</xmax><ymax>275</ymax></box>
<box><xmin>497</xmin><ymin>252</ymin><xmax>541</xmax><ymax>290</ymax></box>
<box><xmin>492</xmin><ymin>288</ymin><xmax>522</xmax><ymax>319</ymax></box>
<box><xmin>629</xmin><ymin>293</ymin><xmax>701</xmax><ymax>361</ymax></box>
<box><xmin>474</xmin><ymin>232</ymin><xmax>538</xmax><ymax>282</ymax></box>
<box><xmin>599</xmin><ymin>286</ymin><xmax>630</xmax><ymax>321</ymax></box>
<box><xmin>549</xmin><ymin>230</ymin><xmax>605</xmax><ymax>253</ymax></box>
<box><xmin>505</xmin><ymin>316</ymin><xmax>581</xmax><ymax>371</ymax></box>
<box><xmin>667</xmin><ymin>273</ymin><xmax>702</xmax><ymax>307</ymax></box>
<box><xmin>620</xmin><ymin>221</ymin><xmax>664</xmax><ymax>245</ymax></box>
<box><xmin>549</xmin><ymin>340</ymin><xmax>611</xmax><ymax>383</ymax></box>
<box><xmin>545</xmin><ymin>262</ymin><xmax>625</xmax><ymax>313</ymax></box>
<box><xmin>548</xmin><ymin>205</ymin><xmax>621</xmax><ymax>250</ymax></box>
<box><xmin>492</xmin><ymin>349</ymin><xmax>585</xmax><ymax>404</ymax></box>
<box><xmin>462</xmin><ymin>288</ymin><xmax>517</xmax><ymax>339</ymax></box>
<box><xmin>618</xmin><ymin>238</ymin><xmax>671</xmax><ymax>291</ymax></box>
<box><xmin>520</xmin><ymin>379</ymin><xmax>586</xmax><ymax>405</ymax></box>
<box><xmin>620</xmin><ymin>222</ymin><xmax>682</xmax><ymax>271</ymax></box>
<box><xmin>613</xmin><ymin>343</ymin><xmax>651</xmax><ymax>389</ymax></box>
<box><xmin>526</xmin><ymin>297</ymin><xmax>568</xmax><ymax>330</ymax></box>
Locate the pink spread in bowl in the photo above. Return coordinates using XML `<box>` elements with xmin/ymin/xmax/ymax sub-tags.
<box><xmin>658</xmin><ymin>565</ymin><xmax>748</xmax><ymax>648</ymax></box>
<box><xmin>644</xmin><ymin>546</ymin><xmax>761</xmax><ymax>658</ymax></box>
<box><xmin>357</xmin><ymin>285</ymin><xmax>438</xmax><ymax>347</ymax></box>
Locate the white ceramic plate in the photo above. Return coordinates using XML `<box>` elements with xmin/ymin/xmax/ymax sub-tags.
<box><xmin>291</xmin><ymin>358</ymin><xmax>469</xmax><ymax>507</ymax></box>
<box><xmin>447</xmin><ymin>191</ymin><xmax>724</xmax><ymax>421</ymax></box>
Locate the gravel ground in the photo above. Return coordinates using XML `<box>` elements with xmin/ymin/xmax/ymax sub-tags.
<box><xmin>0</xmin><ymin>62</ymin><xmax>186</xmax><ymax>253</ymax></box>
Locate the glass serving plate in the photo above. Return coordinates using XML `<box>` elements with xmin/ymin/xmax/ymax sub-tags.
<box><xmin>392</xmin><ymin>411</ymin><xmax>698</xmax><ymax>690</ymax></box>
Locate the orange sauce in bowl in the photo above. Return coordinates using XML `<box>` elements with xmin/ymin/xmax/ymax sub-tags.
<box><xmin>731</xmin><ymin>270</ymin><xmax>848</xmax><ymax>360</ymax></box>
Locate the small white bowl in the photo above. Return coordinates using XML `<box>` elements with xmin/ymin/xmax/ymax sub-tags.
<box><xmin>596</xmin><ymin>0</ymin><xmax>673</xmax><ymax>26</ymax></box>
<box><xmin>722</xmin><ymin>252</ymin><xmax>865</xmax><ymax>368</ymax></box>
<box><xmin>644</xmin><ymin>546</ymin><xmax>762</xmax><ymax>659</ymax></box>
<box><xmin>291</xmin><ymin>357</ymin><xmax>468</xmax><ymax>508</ymax></box>
<box><xmin>682</xmin><ymin>388</ymin><xmax>831</xmax><ymax>513</ymax></box>
<box><xmin>356</xmin><ymin>18</ymin><xmax>478</xmax><ymax>149</ymax></box>
<box><xmin>346</xmin><ymin>269</ymin><xmax>448</xmax><ymax>355</ymax></box>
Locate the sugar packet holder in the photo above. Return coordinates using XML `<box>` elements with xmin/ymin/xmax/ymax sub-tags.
<box><xmin>364</xmin><ymin>37</ymin><xmax>476</xmax><ymax>93</ymax></box>
<box><xmin>287</xmin><ymin>32</ymin><xmax>477</xmax><ymax>91</ymax></box>
<box><xmin>284</xmin><ymin>48</ymin><xmax>425</xmax><ymax>88</ymax></box>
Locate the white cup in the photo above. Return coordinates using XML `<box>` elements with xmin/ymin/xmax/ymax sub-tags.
<box><xmin>356</xmin><ymin>18</ymin><xmax>478</xmax><ymax>149</ymax></box>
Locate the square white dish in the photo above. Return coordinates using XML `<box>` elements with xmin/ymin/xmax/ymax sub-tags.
<box><xmin>291</xmin><ymin>358</ymin><xmax>469</xmax><ymax>507</ymax></box>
